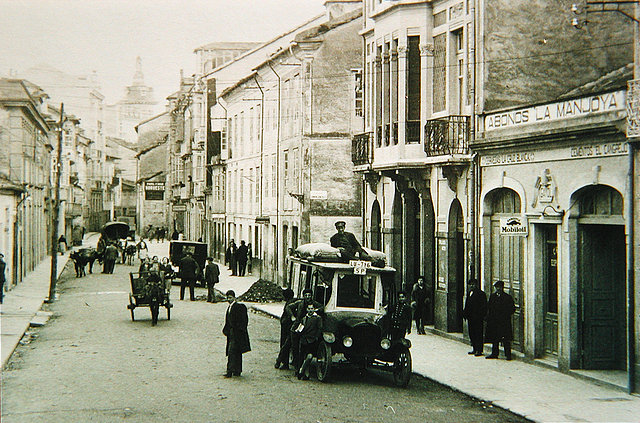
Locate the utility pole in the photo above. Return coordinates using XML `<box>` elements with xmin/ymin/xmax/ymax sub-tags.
<box><xmin>48</xmin><ymin>103</ymin><xmax>64</xmax><ymax>302</ymax></box>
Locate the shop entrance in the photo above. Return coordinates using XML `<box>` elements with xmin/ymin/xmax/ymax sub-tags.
<box><xmin>540</xmin><ymin>224</ymin><xmax>558</xmax><ymax>357</ymax></box>
<box><xmin>448</xmin><ymin>199</ymin><xmax>465</xmax><ymax>332</ymax></box>
<box><xmin>370</xmin><ymin>200</ymin><xmax>382</xmax><ymax>251</ymax></box>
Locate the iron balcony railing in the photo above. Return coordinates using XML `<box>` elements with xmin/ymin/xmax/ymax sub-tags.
<box><xmin>424</xmin><ymin>115</ymin><xmax>470</xmax><ymax>156</ymax></box>
<box><xmin>352</xmin><ymin>132</ymin><xmax>373</xmax><ymax>166</ymax></box>
<box><xmin>384</xmin><ymin>124</ymin><xmax>391</xmax><ymax>146</ymax></box>
<box><xmin>376</xmin><ymin>125</ymin><xmax>383</xmax><ymax>147</ymax></box>
<box><xmin>392</xmin><ymin>122</ymin><xmax>398</xmax><ymax>145</ymax></box>
<box><xmin>406</xmin><ymin>120</ymin><xmax>420</xmax><ymax>144</ymax></box>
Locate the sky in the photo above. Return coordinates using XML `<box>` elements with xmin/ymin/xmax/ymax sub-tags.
<box><xmin>0</xmin><ymin>0</ymin><xmax>326</xmax><ymax>106</ymax></box>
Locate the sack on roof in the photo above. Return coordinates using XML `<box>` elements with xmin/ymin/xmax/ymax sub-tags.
<box><xmin>362</xmin><ymin>247</ymin><xmax>386</xmax><ymax>268</ymax></box>
<box><xmin>294</xmin><ymin>243</ymin><xmax>342</xmax><ymax>262</ymax></box>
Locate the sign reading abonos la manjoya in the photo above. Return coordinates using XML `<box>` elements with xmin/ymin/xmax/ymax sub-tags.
<box><xmin>500</xmin><ymin>217</ymin><xmax>528</xmax><ymax>236</ymax></box>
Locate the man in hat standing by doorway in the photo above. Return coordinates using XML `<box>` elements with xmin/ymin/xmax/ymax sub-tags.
<box><xmin>330</xmin><ymin>221</ymin><xmax>369</xmax><ymax>262</ymax></box>
<box><xmin>463</xmin><ymin>278</ymin><xmax>487</xmax><ymax>356</ymax></box>
<box><xmin>485</xmin><ymin>280</ymin><xmax>515</xmax><ymax>360</ymax></box>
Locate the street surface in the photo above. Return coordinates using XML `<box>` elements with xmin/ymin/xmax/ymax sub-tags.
<box><xmin>1</xmin><ymin>251</ymin><xmax>528</xmax><ymax>423</ymax></box>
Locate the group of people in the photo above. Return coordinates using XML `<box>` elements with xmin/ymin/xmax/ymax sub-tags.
<box><xmin>143</xmin><ymin>225</ymin><xmax>168</xmax><ymax>242</ymax></box>
<box><xmin>224</xmin><ymin>239</ymin><xmax>252</xmax><ymax>277</ymax></box>
<box><xmin>176</xmin><ymin>253</ymin><xmax>220</xmax><ymax>303</ymax></box>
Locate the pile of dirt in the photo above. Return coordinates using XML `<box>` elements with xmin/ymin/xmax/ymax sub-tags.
<box><xmin>238</xmin><ymin>279</ymin><xmax>285</xmax><ymax>303</ymax></box>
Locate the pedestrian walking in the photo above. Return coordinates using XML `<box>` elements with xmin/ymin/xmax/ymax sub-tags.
<box><xmin>0</xmin><ymin>252</ymin><xmax>6</xmax><ymax>304</ymax></box>
<box><xmin>178</xmin><ymin>252</ymin><xmax>199</xmax><ymax>301</ymax></box>
<box><xmin>204</xmin><ymin>257</ymin><xmax>220</xmax><ymax>303</ymax></box>
<box><xmin>222</xmin><ymin>290</ymin><xmax>250</xmax><ymax>377</ymax></box>
<box><xmin>225</xmin><ymin>240</ymin><xmax>237</xmax><ymax>276</ymax></box>
<box><xmin>103</xmin><ymin>242</ymin><xmax>119</xmax><ymax>274</ymax></box>
<box><xmin>275</xmin><ymin>288</ymin><xmax>296</xmax><ymax>370</ymax></box>
<box><xmin>297</xmin><ymin>303</ymin><xmax>323</xmax><ymax>380</ymax></box>
<box><xmin>389</xmin><ymin>291</ymin><xmax>412</xmax><ymax>341</ymax></box>
<box><xmin>463</xmin><ymin>278</ymin><xmax>487</xmax><ymax>357</ymax></box>
<box><xmin>246</xmin><ymin>243</ymin><xmax>253</xmax><ymax>274</ymax></box>
<box><xmin>236</xmin><ymin>240</ymin><xmax>248</xmax><ymax>276</ymax></box>
<box><xmin>485</xmin><ymin>280</ymin><xmax>516</xmax><ymax>360</ymax></box>
<box><xmin>137</xmin><ymin>239</ymin><xmax>149</xmax><ymax>262</ymax></box>
<box><xmin>410</xmin><ymin>276</ymin><xmax>428</xmax><ymax>334</ymax></box>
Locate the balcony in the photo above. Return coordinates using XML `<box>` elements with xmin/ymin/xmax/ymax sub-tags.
<box><xmin>384</xmin><ymin>124</ymin><xmax>391</xmax><ymax>146</ymax></box>
<box><xmin>376</xmin><ymin>125</ymin><xmax>382</xmax><ymax>147</ymax></box>
<box><xmin>66</xmin><ymin>202</ymin><xmax>83</xmax><ymax>217</ymax></box>
<box><xmin>424</xmin><ymin>115</ymin><xmax>469</xmax><ymax>156</ymax></box>
<box><xmin>351</xmin><ymin>132</ymin><xmax>373</xmax><ymax>166</ymax></box>
<box><xmin>406</xmin><ymin>120</ymin><xmax>420</xmax><ymax>144</ymax></box>
<box><xmin>392</xmin><ymin>122</ymin><xmax>398</xmax><ymax>145</ymax></box>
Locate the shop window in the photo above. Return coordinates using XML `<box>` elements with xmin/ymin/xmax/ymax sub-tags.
<box><xmin>579</xmin><ymin>185</ymin><xmax>623</xmax><ymax>216</ymax></box>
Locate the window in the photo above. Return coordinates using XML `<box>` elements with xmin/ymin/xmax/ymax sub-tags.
<box><xmin>433</xmin><ymin>33</ymin><xmax>447</xmax><ymax>113</ymax></box>
<box><xmin>336</xmin><ymin>274</ymin><xmax>376</xmax><ymax>309</ymax></box>
<box><xmin>255</xmin><ymin>165</ymin><xmax>260</xmax><ymax>203</ymax></box>
<box><xmin>354</xmin><ymin>69</ymin><xmax>363</xmax><ymax>117</ymax></box>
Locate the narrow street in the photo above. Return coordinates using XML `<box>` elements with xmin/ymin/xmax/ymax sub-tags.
<box><xmin>1</xmin><ymin>256</ymin><xmax>527</xmax><ymax>423</ymax></box>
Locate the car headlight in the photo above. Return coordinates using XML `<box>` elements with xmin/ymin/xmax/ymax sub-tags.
<box><xmin>342</xmin><ymin>336</ymin><xmax>353</xmax><ymax>347</ymax></box>
<box><xmin>323</xmin><ymin>332</ymin><xmax>335</xmax><ymax>343</ymax></box>
<box><xmin>380</xmin><ymin>338</ymin><xmax>391</xmax><ymax>350</ymax></box>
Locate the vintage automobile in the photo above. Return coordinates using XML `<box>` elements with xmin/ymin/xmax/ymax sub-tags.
<box><xmin>288</xmin><ymin>245</ymin><xmax>412</xmax><ymax>387</ymax></box>
<box><xmin>169</xmin><ymin>240</ymin><xmax>207</xmax><ymax>287</ymax></box>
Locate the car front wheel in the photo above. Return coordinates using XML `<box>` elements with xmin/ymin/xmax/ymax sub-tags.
<box><xmin>316</xmin><ymin>341</ymin><xmax>332</xmax><ymax>382</ymax></box>
<box><xmin>392</xmin><ymin>346</ymin><xmax>412</xmax><ymax>388</ymax></box>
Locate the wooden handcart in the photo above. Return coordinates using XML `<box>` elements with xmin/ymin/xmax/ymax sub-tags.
<box><xmin>127</xmin><ymin>271</ymin><xmax>172</xmax><ymax>325</ymax></box>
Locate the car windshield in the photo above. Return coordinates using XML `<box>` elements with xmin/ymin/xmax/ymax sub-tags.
<box><xmin>336</xmin><ymin>274</ymin><xmax>376</xmax><ymax>309</ymax></box>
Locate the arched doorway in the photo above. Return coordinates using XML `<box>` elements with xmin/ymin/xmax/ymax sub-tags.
<box><xmin>391</xmin><ymin>190</ymin><xmax>403</xmax><ymax>291</ymax></box>
<box><xmin>422</xmin><ymin>195</ymin><xmax>436</xmax><ymax>325</ymax></box>
<box><xmin>404</xmin><ymin>189</ymin><xmax>420</xmax><ymax>291</ymax></box>
<box><xmin>370</xmin><ymin>200</ymin><xmax>382</xmax><ymax>251</ymax></box>
<box><xmin>486</xmin><ymin>188</ymin><xmax>525</xmax><ymax>352</ymax></box>
<box><xmin>448</xmin><ymin>199</ymin><xmax>464</xmax><ymax>332</ymax></box>
<box><xmin>576</xmin><ymin>185</ymin><xmax>625</xmax><ymax>370</ymax></box>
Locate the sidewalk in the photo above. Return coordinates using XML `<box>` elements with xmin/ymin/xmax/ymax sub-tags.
<box><xmin>250</xmin><ymin>303</ymin><xmax>640</xmax><ymax>423</ymax></box>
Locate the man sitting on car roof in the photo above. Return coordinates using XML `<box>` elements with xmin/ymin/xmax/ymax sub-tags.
<box><xmin>330</xmin><ymin>221</ymin><xmax>370</xmax><ymax>262</ymax></box>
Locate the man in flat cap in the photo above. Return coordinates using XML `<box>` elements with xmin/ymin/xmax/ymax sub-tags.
<box><xmin>330</xmin><ymin>221</ymin><xmax>369</xmax><ymax>262</ymax></box>
<box><xmin>485</xmin><ymin>280</ymin><xmax>516</xmax><ymax>360</ymax></box>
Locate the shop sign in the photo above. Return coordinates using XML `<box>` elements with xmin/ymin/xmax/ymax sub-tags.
<box><xmin>310</xmin><ymin>190</ymin><xmax>328</xmax><ymax>200</ymax></box>
<box><xmin>173</xmin><ymin>204</ymin><xmax>186</xmax><ymax>212</ymax></box>
<box><xmin>627</xmin><ymin>79</ymin><xmax>640</xmax><ymax>138</ymax></box>
<box><xmin>144</xmin><ymin>182</ymin><xmax>165</xmax><ymax>201</ymax></box>
<box><xmin>481</xmin><ymin>142</ymin><xmax>628</xmax><ymax>167</ymax></box>
<box><xmin>485</xmin><ymin>90</ymin><xmax>625</xmax><ymax>131</ymax></box>
<box><xmin>500</xmin><ymin>216</ymin><xmax>528</xmax><ymax>236</ymax></box>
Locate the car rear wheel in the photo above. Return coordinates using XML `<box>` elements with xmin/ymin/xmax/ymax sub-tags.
<box><xmin>316</xmin><ymin>342</ymin><xmax>332</xmax><ymax>382</ymax></box>
<box><xmin>392</xmin><ymin>346</ymin><xmax>412</xmax><ymax>388</ymax></box>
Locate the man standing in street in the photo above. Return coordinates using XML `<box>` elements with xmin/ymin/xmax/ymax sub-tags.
<box><xmin>275</xmin><ymin>288</ymin><xmax>296</xmax><ymax>370</ymax></box>
<box><xmin>0</xmin><ymin>252</ymin><xmax>6</xmax><ymax>304</ymax></box>
<box><xmin>204</xmin><ymin>257</ymin><xmax>220</xmax><ymax>303</ymax></box>
<box><xmin>236</xmin><ymin>240</ymin><xmax>248</xmax><ymax>276</ymax></box>
<box><xmin>485</xmin><ymin>280</ymin><xmax>516</xmax><ymax>360</ymax></box>
<box><xmin>179</xmin><ymin>252</ymin><xmax>199</xmax><ymax>301</ymax></box>
<box><xmin>297</xmin><ymin>303</ymin><xmax>323</xmax><ymax>380</ymax></box>
<box><xmin>103</xmin><ymin>242</ymin><xmax>119</xmax><ymax>274</ymax></box>
<box><xmin>288</xmin><ymin>289</ymin><xmax>323</xmax><ymax>375</ymax></box>
<box><xmin>330</xmin><ymin>221</ymin><xmax>369</xmax><ymax>262</ymax></box>
<box><xmin>410</xmin><ymin>276</ymin><xmax>428</xmax><ymax>334</ymax></box>
<box><xmin>222</xmin><ymin>290</ymin><xmax>250</xmax><ymax>377</ymax></box>
<box><xmin>225</xmin><ymin>240</ymin><xmax>237</xmax><ymax>276</ymax></box>
<box><xmin>389</xmin><ymin>291</ymin><xmax>412</xmax><ymax>341</ymax></box>
<box><xmin>463</xmin><ymin>278</ymin><xmax>487</xmax><ymax>356</ymax></box>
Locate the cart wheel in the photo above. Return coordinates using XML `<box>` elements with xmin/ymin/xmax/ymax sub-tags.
<box><xmin>392</xmin><ymin>346</ymin><xmax>412</xmax><ymax>388</ymax></box>
<box><xmin>316</xmin><ymin>341</ymin><xmax>332</xmax><ymax>382</ymax></box>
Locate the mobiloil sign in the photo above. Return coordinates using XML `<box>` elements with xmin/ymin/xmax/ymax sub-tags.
<box><xmin>499</xmin><ymin>217</ymin><xmax>528</xmax><ymax>236</ymax></box>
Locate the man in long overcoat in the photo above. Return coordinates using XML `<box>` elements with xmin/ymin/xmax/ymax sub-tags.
<box><xmin>275</xmin><ymin>288</ymin><xmax>296</xmax><ymax>370</ymax></box>
<box><xmin>179</xmin><ymin>252</ymin><xmax>199</xmax><ymax>301</ymax></box>
<box><xmin>411</xmin><ymin>276</ymin><xmax>428</xmax><ymax>334</ymax></box>
<box><xmin>463</xmin><ymin>278</ymin><xmax>487</xmax><ymax>356</ymax></box>
<box><xmin>103</xmin><ymin>243</ymin><xmax>119</xmax><ymax>274</ymax></box>
<box><xmin>485</xmin><ymin>280</ymin><xmax>515</xmax><ymax>360</ymax></box>
<box><xmin>204</xmin><ymin>257</ymin><xmax>220</xmax><ymax>303</ymax></box>
<box><xmin>222</xmin><ymin>290</ymin><xmax>250</xmax><ymax>377</ymax></box>
<box><xmin>225</xmin><ymin>240</ymin><xmax>237</xmax><ymax>276</ymax></box>
<box><xmin>236</xmin><ymin>241</ymin><xmax>248</xmax><ymax>277</ymax></box>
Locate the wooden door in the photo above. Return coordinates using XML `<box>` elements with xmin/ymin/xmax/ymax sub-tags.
<box><xmin>542</xmin><ymin>225</ymin><xmax>558</xmax><ymax>356</ymax></box>
<box><xmin>579</xmin><ymin>225</ymin><xmax>625</xmax><ymax>369</ymax></box>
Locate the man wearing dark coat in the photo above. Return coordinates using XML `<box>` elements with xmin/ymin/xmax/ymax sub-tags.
<box><xmin>204</xmin><ymin>257</ymin><xmax>220</xmax><ymax>303</ymax></box>
<box><xmin>236</xmin><ymin>241</ymin><xmax>248</xmax><ymax>277</ymax></box>
<box><xmin>222</xmin><ymin>290</ymin><xmax>250</xmax><ymax>377</ymax></box>
<box><xmin>410</xmin><ymin>276</ymin><xmax>428</xmax><ymax>334</ymax></box>
<box><xmin>463</xmin><ymin>278</ymin><xmax>487</xmax><ymax>356</ymax></box>
<box><xmin>0</xmin><ymin>253</ymin><xmax>6</xmax><ymax>304</ymax></box>
<box><xmin>330</xmin><ymin>221</ymin><xmax>369</xmax><ymax>262</ymax></box>
<box><xmin>178</xmin><ymin>252</ymin><xmax>199</xmax><ymax>301</ymax></box>
<box><xmin>103</xmin><ymin>243</ymin><xmax>119</xmax><ymax>274</ymax></box>
<box><xmin>485</xmin><ymin>280</ymin><xmax>516</xmax><ymax>360</ymax></box>
<box><xmin>297</xmin><ymin>303</ymin><xmax>323</xmax><ymax>380</ymax></box>
<box><xmin>275</xmin><ymin>288</ymin><xmax>296</xmax><ymax>370</ymax></box>
<box><xmin>288</xmin><ymin>289</ymin><xmax>324</xmax><ymax>374</ymax></box>
<box><xmin>389</xmin><ymin>291</ymin><xmax>412</xmax><ymax>341</ymax></box>
<box><xmin>225</xmin><ymin>240</ymin><xmax>237</xmax><ymax>276</ymax></box>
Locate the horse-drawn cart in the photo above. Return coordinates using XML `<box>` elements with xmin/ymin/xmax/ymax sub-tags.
<box><xmin>127</xmin><ymin>271</ymin><xmax>173</xmax><ymax>325</ymax></box>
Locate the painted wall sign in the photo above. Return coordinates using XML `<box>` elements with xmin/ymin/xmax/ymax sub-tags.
<box><xmin>172</xmin><ymin>204</ymin><xmax>186</xmax><ymax>212</ymax></box>
<box><xmin>437</xmin><ymin>239</ymin><xmax>447</xmax><ymax>290</ymax></box>
<box><xmin>310</xmin><ymin>190</ymin><xmax>328</xmax><ymax>200</ymax></box>
<box><xmin>481</xmin><ymin>142</ymin><xmax>628</xmax><ymax>166</ymax></box>
<box><xmin>499</xmin><ymin>216</ymin><xmax>528</xmax><ymax>236</ymax></box>
<box><xmin>484</xmin><ymin>90</ymin><xmax>625</xmax><ymax>131</ymax></box>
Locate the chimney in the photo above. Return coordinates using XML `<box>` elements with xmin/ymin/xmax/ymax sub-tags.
<box><xmin>324</xmin><ymin>0</ymin><xmax>361</xmax><ymax>20</ymax></box>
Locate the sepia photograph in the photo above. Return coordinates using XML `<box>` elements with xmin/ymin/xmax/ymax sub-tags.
<box><xmin>1</xmin><ymin>0</ymin><xmax>639</xmax><ymax>422</ymax></box>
